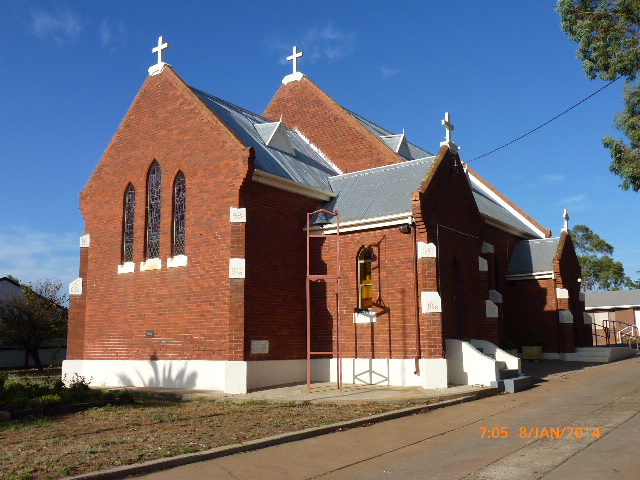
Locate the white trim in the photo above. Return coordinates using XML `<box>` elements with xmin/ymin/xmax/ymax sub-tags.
<box><xmin>140</xmin><ymin>258</ymin><xmax>162</xmax><ymax>271</ymax></box>
<box><xmin>251</xmin><ymin>169</ymin><xmax>335</xmax><ymax>201</ymax></box>
<box><xmin>167</xmin><ymin>255</ymin><xmax>188</xmax><ymax>268</ymax></box>
<box><xmin>585</xmin><ymin>304</ymin><xmax>640</xmax><ymax>311</ymax></box>
<box><xmin>294</xmin><ymin>129</ymin><xmax>343</xmax><ymax>174</ymax></box>
<box><xmin>468</xmin><ymin>173</ymin><xmax>546</xmax><ymax>239</ymax></box>
<box><xmin>353</xmin><ymin>310</ymin><xmax>376</xmax><ymax>323</ymax></box>
<box><xmin>479</xmin><ymin>257</ymin><xmax>488</xmax><ymax>272</ymax></box>
<box><xmin>310</xmin><ymin>213</ymin><xmax>413</xmax><ymax>235</ymax></box>
<box><xmin>63</xmin><ymin>358</ymin><xmax>447</xmax><ymax>394</ymax></box>
<box><xmin>282</xmin><ymin>72</ymin><xmax>304</xmax><ymax>84</ymax></box>
<box><xmin>117</xmin><ymin>262</ymin><xmax>135</xmax><ymax>274</ymax></box>
<box><xmin>148</xmin><ymin>62</ymin><xmax>169</xmax><ymax>76</ymax></box>
<box><xmin>506</xmin><ymin>271</ymin><xmax>554</xmax><ymax>281</ymax></box>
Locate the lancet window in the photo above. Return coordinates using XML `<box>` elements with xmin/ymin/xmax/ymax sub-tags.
<box><xmin>357</xmin><ymin>246</ymin><xmax>373</xmax><ymax>310</ymax></box>
<box><xmin>146</xmin><ymin>161</ymin><xmax>162</xmax><ymax>259</ymax></box>
<box><xmin>122</xmin><ymin>183</ymin><xmax>136</xmax><ymax>263</ymax></box>
<box><xmin>172</xmin><ymin>171</ymin><xmax>186</xmax><ymax>256</ymax></box>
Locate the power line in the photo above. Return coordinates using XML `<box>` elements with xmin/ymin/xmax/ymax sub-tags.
<box><xmin>467</xmin><ymin>76</ymin><xmax>621</xmax><ymax>164</ymax></box>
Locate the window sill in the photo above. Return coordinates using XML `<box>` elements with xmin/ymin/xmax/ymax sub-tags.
<box><xmin>167</xmin><ymin>255</ymin><xmax>188</xmax><ymax>268</ymax></box>
<box><xmin>353</xmin><ymin>310</ymin><xmax>376</xmax><ymax>324</ymax></box>
<box><xmin>117</xmin><ymin>262</ymin><xmax>135</xmax><ymax>274</ymax></box>
<box><xmin>140</xmin><ymin>258</ymin><xmax>162</xmax><ymax>271</ymax></box>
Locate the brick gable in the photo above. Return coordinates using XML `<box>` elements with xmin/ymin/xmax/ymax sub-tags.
<box><xmin>263</xmin><ymin>76</ymin><xmax>402</xmax><ymax>173</ymax></box>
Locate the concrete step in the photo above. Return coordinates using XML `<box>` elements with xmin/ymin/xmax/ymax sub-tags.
<box><xmin>499</xmin><ymin>369</ymin><xmax>520</xmax><ymax>380</ymax></box>
<box><xmin>575</xmin><ymin>346</ymin><xmax>637</xmax><ymax>363</ymax></box>
<box><xmin>491</xmin><ymin>375</ymin><xmax>532</xmax><ymax>394</ymax></box>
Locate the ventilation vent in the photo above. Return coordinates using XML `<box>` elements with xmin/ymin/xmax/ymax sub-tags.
<box><xmin>380</xmin><ymin>133</ymin><xmax>411</xmax><ymax>159</ymax></box>
<box><xmin>255</xmin><ymin>121</ymin><xmax>296</xmax><ymax>156</ymax></box>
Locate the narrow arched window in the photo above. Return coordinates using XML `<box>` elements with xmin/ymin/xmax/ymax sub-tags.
<box><xmin>122</xmin><ymin>183</ymin><xmax>136</xmax><ymax>263</ymax></box>
<box><xmin>172</xmin><ymin>171</ymin><xmax>186</xmax><ymax>256</ymax></box>
<box><xmin>146</xmin><ymin>161</ymin><xmax>162</xmax><ymax>259</ymax></box>
<box><xmin>357</xmin><ymin>246</ymin><xmax>373</xmax><ymax>309</ymax></box>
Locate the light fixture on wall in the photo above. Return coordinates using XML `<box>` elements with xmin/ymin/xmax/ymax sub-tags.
<box><xmin>399</xmin><ymin>224</ymin><xmax>412</xmax><ymax>234</ymax></box>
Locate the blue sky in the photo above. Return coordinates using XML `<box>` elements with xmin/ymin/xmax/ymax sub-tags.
<box><xmin>2</xmin><ymin>1</ymin><xmax>639</xmax><ymax>291</ymax></box>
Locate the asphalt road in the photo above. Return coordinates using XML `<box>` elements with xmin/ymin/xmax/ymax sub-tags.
<box><xmin>136</xmin><ymin>356</ymin><xmax>640</xmax><ymax>480</ymax></box>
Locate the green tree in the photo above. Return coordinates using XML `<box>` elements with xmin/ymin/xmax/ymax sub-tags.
<box><xmin>557</xmin><ymin>0</ymin><xmax>640</xmax><ymax>190</ymax></box>
<box><xmin>571</xmin><ymin>224</ymin><xmax>636</xmax><ymax>290</ymax></box>
<box><xmin>0</xmin><ymin>279</ymin><xmax>68</xmax><ymax>370</ymax></box>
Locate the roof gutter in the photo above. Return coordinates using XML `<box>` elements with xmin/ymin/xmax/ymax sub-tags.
<box><xmin>252</xmin><ymin>169</ymin><xmax>336</xmax><ymax>201</ymax></box>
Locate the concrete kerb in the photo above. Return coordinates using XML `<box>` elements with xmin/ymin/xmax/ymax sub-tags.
<box><xmin>64</xmin><ymin>388</ymin><xmax>497</xmax><ymax>480</ymax></box>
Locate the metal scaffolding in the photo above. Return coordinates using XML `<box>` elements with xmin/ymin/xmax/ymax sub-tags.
<box><xmin>306</xmin><ymin>209</ymin><xmax>342</xmax><ymax>392</ymax></box>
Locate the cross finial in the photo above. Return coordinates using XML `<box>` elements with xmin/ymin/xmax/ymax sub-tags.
<box><xmin>440</xmin><ymin>112</ymin><xmax>460</xmax><ymax>153</ymax></box>
<box><xmin>287</xmin><ymin>46</ymin><xmax>304</xmax><ymax>74</ymax></box>
<box><xmin>562</xmin><ymin>209</ymin><xmax>570</xmax><ymax>233</ymax></box>
<box><xmin>152</xmin><ymin>36</ymin><xmax>170</xmax><ymax>64</ymax></box>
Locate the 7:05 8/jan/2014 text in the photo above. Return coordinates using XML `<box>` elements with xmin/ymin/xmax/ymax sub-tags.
<box><xmin>479</xmin><ymin>427</ymin><xmax>601</xmax><ymax>439</ymax></box>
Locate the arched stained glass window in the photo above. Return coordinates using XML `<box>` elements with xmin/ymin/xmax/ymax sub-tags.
<box><xmin>146</xmin><ymin>161</ymin><xmax>162</xmax><ymax>259</ymax></box>
<box><xmin>357</xmin><ymin>246</ymin><xmax>373</xmax><ymax>310</ymax></box>
<box><xmin>173</xmin><ymin>171</ymin><xmax>186</xmax><ymax>256</ymax></box>
<box><xmin>122</xmin><ymin>183</ymin><xmax>136</xmax><ymax>263</ymax></box>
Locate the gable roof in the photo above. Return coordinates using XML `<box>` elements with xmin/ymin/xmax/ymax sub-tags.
<box><xmin>192</xmin><ymin>88</ymin><xmax>340</xmax><ymax>193</ymax></box>
<box><xmin>348</xmin><ymin>110</ymin><xmax>547</xmax><ymax>239</ymax></box>
<box><xmin>585</xmin><ymin>290</ymin><xmax>640</xmax><ymax>310</ymax></box>
<box><xmin>506</xmin><ymin>237</ymin><xmax>560</xmax><ymax>278</ymax></box>
<box><xmin>313</xmin><ymin>157</ymin><xmax>435</xmax><ymax>227</ymax></box>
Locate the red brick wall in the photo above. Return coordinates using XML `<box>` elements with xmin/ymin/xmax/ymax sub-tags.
<box><xmin>554</xmin><ymin>232</ymin><xmax>588</xmax><ymax>349</ymax></box>
<box><xmin>71</xmin><ymin>67</ymin><xmax>253</xmax><ymax>363</ymax></box>
<box><xmin>263</xmin><ymin>77</ymin><xmax>402</xmax><ymax>173</ymax></box>
<box><xmin>417</xmin><ymin>150</ymin><xmax>489</xmax><ymax>345</ymax></box>
<box><xmin>66</xmin><ymin>247</ymin><xmax>88</xmax><ymax>359</ymax></box>
<box><xmin>241</xmin><ymin>181</ymin><xmax>321</xmax><ymax>361</ymax></box>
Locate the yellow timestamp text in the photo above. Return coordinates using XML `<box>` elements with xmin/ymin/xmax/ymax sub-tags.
<box><xmin>479</xmin><ymin>427</ymin><xmax>601</xmax><ymax>439</ymax></box>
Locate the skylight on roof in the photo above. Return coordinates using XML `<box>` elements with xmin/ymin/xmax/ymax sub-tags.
<box><xmin>254</xmin><ymin>121</ymin><xmax>296</xmax><ymax>156</ymax></box>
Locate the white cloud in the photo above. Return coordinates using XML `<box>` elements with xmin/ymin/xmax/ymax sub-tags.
<box><xmin>0</xmin><ymin>226</ymin><xmax>80</xmax><ymax>291</ymax></box>
<box><xmin>381</xmin><ymin>67</ymin><xmax>400</xmax><ymax>78</ymax></box>
<box><xmin>31</xmin><ymin>8</ymin><xmax>82</xmax><ymax>44</ymax></box>
<box><xmin>100</xmin><ymin>18</ymin><xmax>126</xmax><ymax>52</ymax></box>
<box><xmin>271</xmin><ymin>24</ymin><xmax>357</xmax><ymax>65</ymax></box>
<box><xmin>559</xmin><ymin>193</ymin><xmax>588</xmax><ymax>212</ymax></box>
<box><xmin>541</xmin><ymin>174</ymin><xmax>565</xmax><ymax>184</ymax></box>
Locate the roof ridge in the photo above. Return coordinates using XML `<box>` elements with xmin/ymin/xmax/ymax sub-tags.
<box><xmin>330</xmin><ymin>156</ymin><xmax>435</xmax><ymax>179</ymax></box>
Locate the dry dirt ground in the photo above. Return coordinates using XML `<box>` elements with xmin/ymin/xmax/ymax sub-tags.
<box><xmin>0</xmin><ymin>396</ymin><xmax>414</xmax><ymax>479</ymax></box>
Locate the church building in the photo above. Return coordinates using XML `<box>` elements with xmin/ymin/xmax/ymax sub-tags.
<box><xmin>63</xmin><ymin>39</ymin><xmax>590</xmax><ymax>394</ymax></box>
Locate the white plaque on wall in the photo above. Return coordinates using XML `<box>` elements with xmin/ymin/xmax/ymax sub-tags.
<box><xmin>251</xmin><ymin>340</ymin><xmax>269</xmax><ymax>354</ymax></box>
<box><xmin>486</xmin><ymin>300</ymin><xmax>499</xmax><ymax>318</ymax></box>
<box><xmin>229</xmin><ymin>258</ymin><xmax>246</xmax><ymax>278</ymax></box>
<box><xmin>79</xmin><ymin>234</ymin><xmax>90</xmax><ymax>248</ymax></box>
<box><xmin>69</xmin><ymin>278</ymin><xmax>83</xmax><ymax>296</ymax></box>
<box><xmin>556</xmin><ymin>288</ymin><xmax>569</xmax><ymax>299</ymax></box>
<box><xmin>417</xmin><ymin>242</ymin><xmax>437</xmax><ymax>259</ymax></box>
<box><xmin>230</xmin><ymin>207</ymin><xmax>247</xmax><ymax>223</ymax></box>
<box><xmin>479</xmin><ymin>257</ymin><xmax>488</xmax><ymax>272</ymax></box>
<box><xmin>421</xmin><ymin>292</ymin><xmax>442</xmax><ymax>313</ymax></box>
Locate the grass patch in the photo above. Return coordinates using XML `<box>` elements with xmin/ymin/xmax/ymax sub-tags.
<box><xmin>0</xmin><ymin>384</ymin><xmax>413</xmax><ymax>480</ymax></box>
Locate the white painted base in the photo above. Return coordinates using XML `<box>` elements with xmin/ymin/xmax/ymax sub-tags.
<box><xmin>63</xmin><ymin>357</ymin><xmax>449</xmax><ymax>394</ymax></box>
<box><xmin>445</xmin><ymin>339</ymin><xmax>500</xmax><ymax>387</ymax></box>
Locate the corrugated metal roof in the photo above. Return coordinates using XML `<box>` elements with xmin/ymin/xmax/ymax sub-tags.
<box><xmin>506</xmin><ymin>238</ymin><xmax>560</xmax><ymax>276</ymax></box>
<box><xmin>192</xmin><ymin>88</ymin><xmax>340</xmax><ymax>192</ymax></box>
<box><xmin>585</xmin><ymin>290</ymin><xmax>640</xmax><ymax>308</ymax></box>
<box><xmin>315</xmin><ymin>157</ymin><xmax>435</xmax><ymax>224</ymax></box>
<box><xmin>471</xmin><ymin>185</ymin><xmax>541</xmax><ymax>238</ymax></box>
<box><xmin>347</xmin><ymin>110</ymin><xmax>434</xmax><ymax>160</ymax></box>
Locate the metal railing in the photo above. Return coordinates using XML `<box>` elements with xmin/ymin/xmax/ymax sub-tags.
<box><xmin>592</xmin><ymin>320</ymin><xmax>639</xmax><ymax>350</ymax></box>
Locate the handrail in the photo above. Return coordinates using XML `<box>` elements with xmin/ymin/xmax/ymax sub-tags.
<box><xmin>592</xmin><ymin>320</ymin><xmax>639</xmax><ymax>350</ymax></box>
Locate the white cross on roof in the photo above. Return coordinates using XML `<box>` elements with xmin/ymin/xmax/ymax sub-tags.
<box><xmin>152</xmin><ymin>36</ymin><xmax>170</xmax><ymax>64</ymax></box>
<box><xmin>440</xmin><ymin>112</ymin><xmax>460</xmax><ymax>153</ymax></box>
<box><xmin>287</xmin><ymin>46</ymin><xmax>303</xmax><ymax>74</ymax></box>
